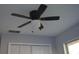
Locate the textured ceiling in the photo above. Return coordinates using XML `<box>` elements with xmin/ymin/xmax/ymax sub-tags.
<box><xmin>0</xmin><ymin>4</ymin><xmax>79</xmax><ymax>36</ymax></box>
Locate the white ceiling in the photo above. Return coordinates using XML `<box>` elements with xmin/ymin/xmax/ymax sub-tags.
<box><xmin>0</xmin><ymin>4</ymin><xmax>79</xmax><ymax>36</ymax></box>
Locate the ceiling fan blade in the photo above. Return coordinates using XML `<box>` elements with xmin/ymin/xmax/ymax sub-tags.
<box><xmin>37</xmin><ymin>4</ymin><xmax>47</xmax><ymax>17</ymax></box>
<box><xmin>9</xmin><ymin>30</ymin><xmax>20</xmax><ymax>33</ymax></box>
<box><xmin>40</xmin><ymin>16</ymin><xmax>60</xmax><ymax>21</ymax></box>
<box><xmin>11</xmin><ymin>13</ymin><xmax>31</xmax><ymax>19</ymax></box>
<box><xmin>18</xmin><ymin>21</ymin><xmax>31</xmax><ymax>28</ymax></box>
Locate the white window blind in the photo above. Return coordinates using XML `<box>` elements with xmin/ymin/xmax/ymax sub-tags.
<box><xmin>8</xmin><ymin>44</ymin><xmax>20</xmax><ymax>54</ymax></box>
<box><xmin>32</xmin><ymin>45</ymin><xmax>52</xmax><ymax>54</ymax></box>
<box><xmin>19</xmin><ymin>45</ymin><xmax>32</xmax><ymax>54</ymax></box>
<box><xmin>8</xmin><ymin>43</ymin><xmax>52</xmax><ymax>54</ymax></box>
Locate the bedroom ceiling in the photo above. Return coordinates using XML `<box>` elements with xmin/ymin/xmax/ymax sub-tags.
<box><xmin>0</xmin><ymin>4</ymin><xmax>79</xmax><ymax>36</ymax></box>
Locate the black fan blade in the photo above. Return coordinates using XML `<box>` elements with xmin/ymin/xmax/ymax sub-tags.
<box><xmin>9</xmin><ymin>30</ymin><xmax>20</xmax><ymax>33</ymax></box>
<box><xmin>11</xmin><ymin>13</ymin><xmax>31</xmax><ymax>19</ymax></box>
<box><xmin>40</xmin><ymin>16</ymin><xmax>60</xmax><ymax>21</ymax></box>
<box><xmin>18</xmin><ymin>21</ymin><xmax>31</xmax><ymax>28</ymax></box>
<box><xmin>37</xmin><ymin>4</ymin><xmax>47</xmax><ymax>17</ymax></box>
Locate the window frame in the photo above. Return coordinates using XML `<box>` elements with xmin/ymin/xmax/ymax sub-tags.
<box><xmin>64</xmin><ymin>38</ymin><xmax>79</xmax><ymax>54</ymax></box>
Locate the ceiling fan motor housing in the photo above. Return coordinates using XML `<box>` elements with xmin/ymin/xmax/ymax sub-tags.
<box><xmin>30</xmin><ymin>10</ymin><xmax>41</xmax><ymax>20</ymax></box>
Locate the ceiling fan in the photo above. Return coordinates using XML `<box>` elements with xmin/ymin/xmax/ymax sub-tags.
<box><xmin>10</xmin><ymin>4</ymin><xmax>60</xmax><ymax>33</ymax></box>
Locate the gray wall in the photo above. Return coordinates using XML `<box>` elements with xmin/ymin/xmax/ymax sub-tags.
<box><xmin>56</xmin><ymin>23</ymin><xmax>79</xmax><ymax>54</ymax></box>
<box><xmin>0</xmin><ymin>34</ymin><xmax>1</xmax><ymax>53</ymax></box>
<box><xmin>0</xmin><ymin>34</ymin><xmax>56</xmax><ymax>54</ymax></box>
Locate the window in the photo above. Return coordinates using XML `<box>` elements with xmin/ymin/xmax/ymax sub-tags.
<box><xmin>8</xmin><ymin>43</ymin><xmax>52</xmax><ymax>54</ymax></box>
<box><xmin>8</xmin><ymin>44</ymin><xmax>32</xmax><ymax>54</ymax></box>
<box><xmin>64</xmin><ymin>39</ymin><xmax>79</xmax><ymax>54</ymax></box>
<box><xmin>32</xmin><ymin>45</ymin><xmax>52</xmax><ymax>54</ymax></box>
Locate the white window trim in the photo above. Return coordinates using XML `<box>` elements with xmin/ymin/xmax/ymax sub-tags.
<box><xmin>63</xmin><ymin>36</ymin><xmax>79</xmax><ymax>54</ymax></box>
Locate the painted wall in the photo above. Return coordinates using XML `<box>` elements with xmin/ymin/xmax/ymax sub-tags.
<box><xmin>56</xmin><ymin>23</ymin><xmax>79</xmax><ymax>54</ymax></box>
<box><xmin>0</xmin><ymin>34</ymin><xmax>1</xmax><ymax>53</ymax></box>
<box><xmin>0</xmin><ymin>34</ymin><xmax>56</xmax><ymax>54</ymax></box>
